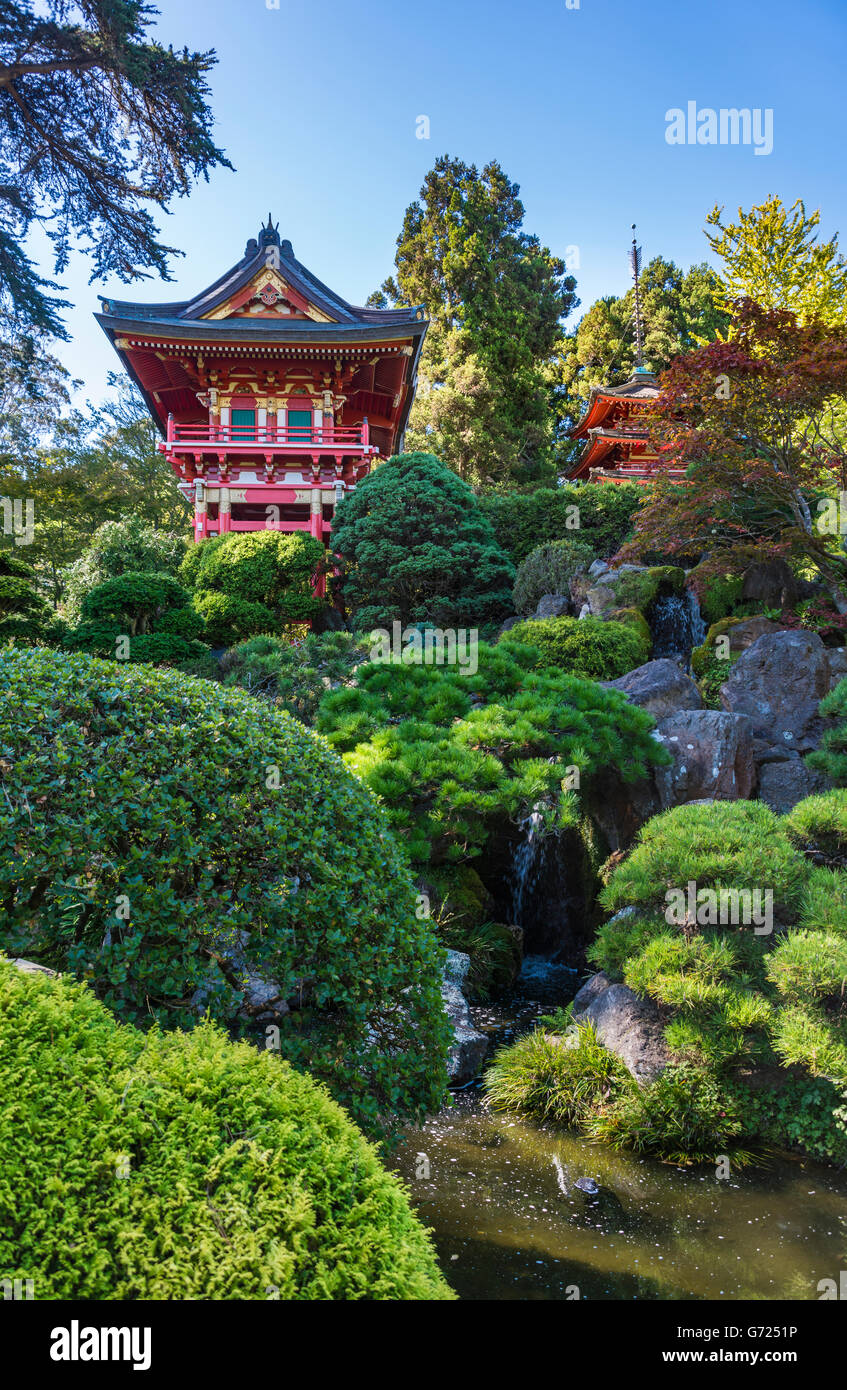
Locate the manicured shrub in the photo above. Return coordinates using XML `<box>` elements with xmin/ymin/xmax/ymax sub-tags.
<box><xmin>512</xmin><ymin>537</ymin><xmax>595</xmax><ymax>616</ymax></box>
<box><xmin>507</xmin><ymin>615</ymin><xmax>649</xmax><ymax>679</ymax></box>
<box><xmin>765</xmin><ymin>930</ymin><xmax>847</xmax><ymax>1005</ymax></box>
<box><xmin>181</xmin><ymin>530</ymin><xmax>326</xmax><ymax>629</ymax></box>
<box><xmin>221</xmin><ymin>630</ymin><xmax>369</xmax><ymax>724</ymax></box>
<box><xmin>798</xmin><ymin>867</ymin><xmax>847</xmax><ymax>935</ymax></box>
<box><xmin>330</xmin><ymin>451</ymin><xmax>515</xmax><ymax>630</ymax></box>
<box><xmin>0</xmin><ymin>649</ymin><xmax>449</xmax><ymax>1131</ymax></box>
<box><xmin>193</xmin><ymin>590</ymin><xmax>277</xmax><ymax>646</ymax></box>
<box><xmin>769</xmin><ymin>1004</ymin><xmax>847</xmax><ymax>1086</ymax></box>
<box><xmin>0</xmin><ymin>550</ymin><xmax>54</xmax><ymax>644</ymax></box>
<box><xmin>61</xmin><ymin>514</ymin><xmax>187</xmax><ymax>621</ymax></box>
<box><xmin>316</xmin><ymin>636</ymin><xmax>670</xmax><ymax>869</ymax></box>
<box><xmin>806</xmin><ymin>679</ymin><xmax>847</xmax><ymax>784</ymax></box>
<box><xmin>600</xmin><ymin>800</ymin><xmax>808</xmax><ymax>922</ymax></box>
<box><xmin>785</xmin><ymin>789</ymin><xmax>847</xmax><ymax>862</ymax></box>
<box><xmin>80</xmin><ymin>571</ymin><xmax>192</xmax><ymax>632</ymax></box>
<box><xmin>0</xmin><ymin>961</ymin><xmax>453</xmax><ymax>1300</ymax></box>
<box><xmin>479</xmin><ymin>482</ymin><xmax>643</xmax><ymax>565</ymax></box>
<box><xmin>63</xmin><ymin>570</ymin><xmax>208</xmax><ymax>664</ymax></box>
<box><xmin>483</xmin><ymin>1023</ymin><xmax>628</xmax><ymax>1127</ymax></box>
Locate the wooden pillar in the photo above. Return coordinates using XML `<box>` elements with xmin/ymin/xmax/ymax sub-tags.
<box><xmin>194</xmin><ymin>479</ymin><xmax>207</xmax><ymax>542</ymax></box>
<box><xmin>219</xmin><ymin>486</ymin><xmax>231</xmax><ymax>534</ymax></box>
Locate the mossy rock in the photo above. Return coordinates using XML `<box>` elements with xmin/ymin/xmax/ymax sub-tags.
<box><xmin>0</xmin><ymin>959</ymin><xmax>454</xmax><ymax>1300</ymax></box>
<box><xmin>608</xmin><ymin>606</ymin><xmax>652</xmax><ymax>657</ymax></box>
<box><xmin>610</xmin><ymin>565</ymin><xmax>685</xmax><ymax>613</ymax></box>
<box><xmin>420</xmin><ymin>864</ymin><xmax>493</xmax><ymax>929</ymax></box>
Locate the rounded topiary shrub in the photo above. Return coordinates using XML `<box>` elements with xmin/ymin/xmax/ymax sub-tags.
<box><xmin>181</xmin><ymin>530</ymin><xmax>326</xmax><ymax>628</ymax></box>
<box><xmin>61</xmin><ymin>514</ymin><xmax>188</xmax><ymax>622</ymax></box>
<box><xmin>512</xmin><ymin>537</ymin><xmax>596</xmax><ymax>617</ymax></box>
<box><xmin>330</xmin><ymin>451</ymin><xmax>515</xmax><ymax>630</ymax></box>
<box><xmin>193</xmin><ymin>590</ymin><xmax>277</xmax><ymax>645</ymax></box>
<box><xmin>0</xmin><ymin>649</ymin><xmax>449</xmax><ymax>1130</ymax></box>
<box><xmin>508</xmin><ymin>615</ymin><xmax>649</xmax><ymax>680</ymax></box>
<box><xmin>63</xmin><ymin>570</ymin><xmax>207</xmax><ymax>665</ymax></box>
<box><xmin>0</xmin><ymin>960</ymin><xmax>453</xmax><ymax>1300</ymax></box>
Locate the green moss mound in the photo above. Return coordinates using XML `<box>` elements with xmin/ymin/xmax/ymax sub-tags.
<box><xmin>507</xmin><ymin>615</ymin><xmax>649</xmax><ymax>680</ymax></box>
<box><xmin>609</xmin><ymin>565</ymin><xmax>685</xmax><ymax>613</ymax></box>
<box><xmin>0</xmin><ymin>961</ymin><xmax>453</xmax><ymax>1300</ymax></box>
<box><xmin>0</xmin><ymin>649</ymin><xmax>449</xmax><ymax>1131</ymax></box>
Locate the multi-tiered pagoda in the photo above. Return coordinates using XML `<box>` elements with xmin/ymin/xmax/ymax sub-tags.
<box><xmin>97</xmin><ymin>217</ymin><xmax>428</xmax><ymax>544</ymax></box>
<box><xmin>567</xmin><ymin>367</ymin><xmax>661</xmax><ymax>482</ymax></box>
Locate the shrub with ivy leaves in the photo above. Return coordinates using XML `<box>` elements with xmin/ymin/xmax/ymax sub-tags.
<box><xmin>0</xmin><ymin>649</ymin><xmax>449</xmax><ymax>1133</ymax></box>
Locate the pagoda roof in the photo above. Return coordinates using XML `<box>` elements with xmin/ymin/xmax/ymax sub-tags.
<box><xmin>569</xmin><ymin>369</ymin><xmax>658</xmax><ymax>440</ymax></box>
<box><xmin>96</xmin><ymin>215</ymin><xmax>428</xmax><ymax>342</ymax></box>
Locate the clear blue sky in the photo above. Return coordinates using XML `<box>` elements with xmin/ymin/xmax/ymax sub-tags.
<box><xmin>37</xmin><ymin>0</ymin><xmax>847</xmax><ymax>404</ymax></box>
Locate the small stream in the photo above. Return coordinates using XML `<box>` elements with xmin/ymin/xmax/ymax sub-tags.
<box><xmin>393</xmin><ymin>964</ymin><xmax>847</xmax><ymax>1301</ymax></box>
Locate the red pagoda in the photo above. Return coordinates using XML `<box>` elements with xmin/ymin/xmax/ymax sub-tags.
<box><xmin>96</xmin><ymin>217</ymin><xmax>428</xmax><ymax>544</ymax></box>
<box><xmin>567</xmin><ymin>367</ymin><xmax>662</xmax><ymax>482</ymax></box>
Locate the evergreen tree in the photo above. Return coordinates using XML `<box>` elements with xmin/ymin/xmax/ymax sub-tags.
<box><xmin>0</xmin><ymin>0</ymin><xmax>231</xmax><ymax>333</ymax></box>
<box><xmin>371</xmin><ymin>157</ymin><xmax>577</xmax><ymax>487</ymax></box>
<box><xmin>331</xmin><ymin>452</ymin><xmax>515</xmax><ymax>630</ymax></box>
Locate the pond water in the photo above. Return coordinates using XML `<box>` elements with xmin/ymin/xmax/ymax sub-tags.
<box><xmin>393</xmin><ymin>962</ymin><xmax>847</xmax><ymax>1301</ymax></box>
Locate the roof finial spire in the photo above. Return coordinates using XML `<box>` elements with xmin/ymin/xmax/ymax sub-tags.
<box><xmin>258</xmin><ymin>214</ymin><xmax>280</xmax><ymax>250</ymax></box>
<box><xmin>630</xmin><ymin>224</ymin><xmax>645</xmax><ymax>371</ymax></box>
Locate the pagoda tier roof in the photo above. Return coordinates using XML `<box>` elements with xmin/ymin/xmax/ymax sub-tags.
<box><xmin>96</xmin><ymin>216</ymin><xmax>427</xmax><ymax>337</ymax></box>
<box><xmin>569</xmin><ymin>369</ymin><xmax>658</xmax><ymax>440</ymax></box>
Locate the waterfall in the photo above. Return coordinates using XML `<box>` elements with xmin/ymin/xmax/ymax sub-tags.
<box><xmin>510</xmin><ymin>809</ymin><xmax>546</xmax><ymax>927</ymax></box>
<box><xmin>648</xmin><ymin>588</ymin><xmax>706</xmax><ymax>669</ymax></box>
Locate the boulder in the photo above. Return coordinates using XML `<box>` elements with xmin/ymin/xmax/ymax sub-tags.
<box><xmin>720</xmin><ymin>630</ymin><xmax>830</xmax><ymax>755</ymax></box>
<box><xmin>571</xmin><ymin>972</ymin><xmax>670</xmax><ymax>1084</ymax></box>
<box><xmin>605</xmin><ymin>658</ymin><xmax>703</xmax><ymax>721</ymax></box>
<box><xmin>535</xmin><ymin>593</ymin><xmax>571</xmax><ymax>619</ymax></box>
<box><xmin>588</xmin><ymin>559</ymin><xmax>612</xmax><ymax>580</ymax></box>
<box><xmin>757</xmin><ymin>759</ymin><xmax>830</xmax><ymax>815</ymax></box>
<box><xmin>653</xmin><ymin>709</ymin><xmax>756</xmax><ymax>808</ymax></box>
<box><xmin>720</xmin><ymin>616</ymin><xmax>782</xmax><ymax>654</ymax></box>
<box><xmin>442</xmin><ymin>950</ymin><xmax>488</xmax><ymax>1086</ymax></box>
<box><xmin>499</xmin><ymin>615</ymin><xmax>524</xmax><ymax>637</ymax></box>
<box><xmin>584</xmin><ymin>584</ymin><xmax>617</xmax><ymax>618</ymax></box>
<box><xmin>827</xmin><ymin>647</ymin><xmax>847</xmax><ymax>691</ymax></box>
<box><xmin>8</xmin><ymin>958</ymin><xmax>56</xmax><ymax>977</ymax></box>
<box><xmin>741</xmin><ymin>557</ymin><xmax>799</xmax><ymax>609</ymax></box>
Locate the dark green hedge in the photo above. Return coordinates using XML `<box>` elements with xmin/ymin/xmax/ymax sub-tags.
<box><xmin>479</xmin><ymin>482</ymin><xmax>644</xmax><ymax>566</ymax></box>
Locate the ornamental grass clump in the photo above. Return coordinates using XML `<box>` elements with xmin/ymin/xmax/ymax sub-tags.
<box><xmin>0</xmin><ymin>960</ymin><xmax>454</xmax><ymax>1301</ymax></box>
<box><xmin>0</xmin><ymin>648</ymin><xmax>449</xmax><ymax>1132</ymax></box>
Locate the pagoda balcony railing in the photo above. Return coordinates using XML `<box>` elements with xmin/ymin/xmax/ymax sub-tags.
<box><xmin>163</xmin><ymin>417</ymin><xmax>372</xmax><ymax>453</ymax></box>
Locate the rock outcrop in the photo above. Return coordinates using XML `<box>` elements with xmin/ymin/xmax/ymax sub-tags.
<box><xmin>653</xmin><ymin>708</ymin><xmax>756</xmax><ymax>807</ymax></box>
<box><xmin>442</xmin><ymin>950</ymin><xmax>488</xmax><ymax>1086</ymax></box>
<box><xmin>720</xmin><ymin>630</ymin><xmax>830</xmax><ymax>755</ymax></box>
<box><xmin>605</xmin><ymin>658</ymin><xmax>703</xmax><ymax>721</ymax></box>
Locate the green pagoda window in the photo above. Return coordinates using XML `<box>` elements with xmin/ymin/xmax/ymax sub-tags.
<box><xmin>288</xmin><ymin>409</ymin><xmax>312</xmax><ymax>441</ymax></box>
<box><xmin>231</xmin><ymin>408</ymin><xmax>256</xmax><ymax>440</ymax></box>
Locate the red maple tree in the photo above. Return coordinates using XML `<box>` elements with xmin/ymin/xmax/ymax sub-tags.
<box><xmin>620</xmin><ymin>299</ymin><xmax>847</xmax><ymax>609</ymax></box>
